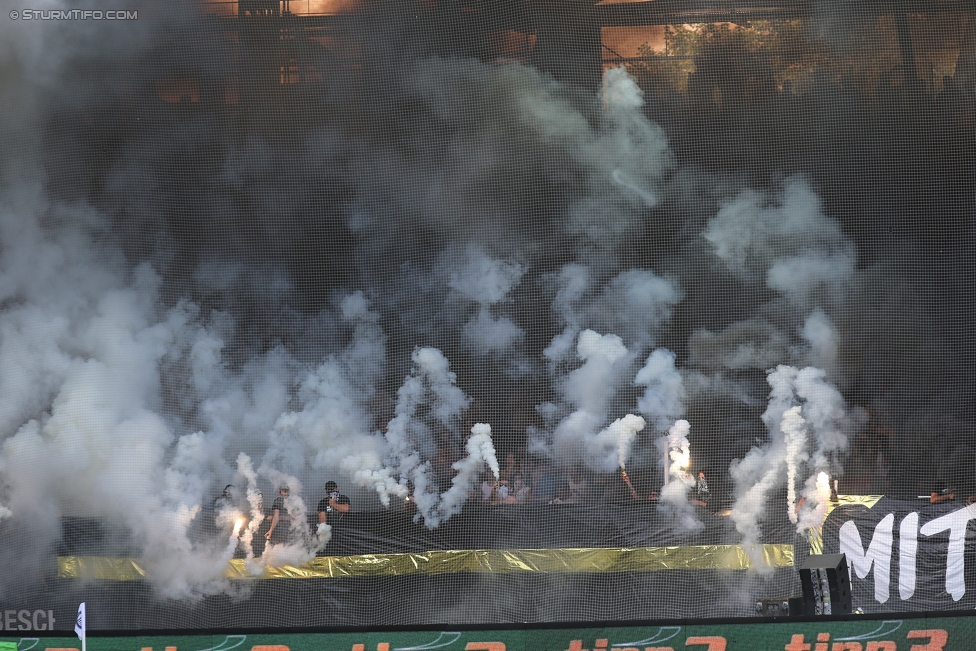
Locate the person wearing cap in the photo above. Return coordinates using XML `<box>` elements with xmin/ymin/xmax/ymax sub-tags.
<box><xmin>212</xmin><ymin>484</ymin><xmax>240</xmax><ymax>540</ymax></box>
<box><xmin>265</xmin><ymin>485</ymin><xmax>292</xmax><ymax>545</ymax></box>
<box><xmin>317</xmin><ymin>481</ymin><xmax>351</xmax><ymax>525</ymax></box>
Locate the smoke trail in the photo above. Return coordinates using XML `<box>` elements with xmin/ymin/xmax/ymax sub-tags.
<box><xmin>729</xmin><ymin>366</ymin><xmax>796</xmax><ymax>570</ymax></box>
<box><xmin>584</xmin><ymin>413</ymin><xmax>646</xmax><ymax>472</ymax></box>
<box><xmin>235</xmin><ymin>452</ymin><xmax>265</xmax><ymax>570</ymax></box>
<box><xmin>666</xmin><ymin>419</ymin><xmax>692</xmax><ymax>475</ymax></box>
<box><xmin>796</xmin><ymin>471</ymin><xmax>833</xmax><ymax>535</ymax></box>
<box><xmin>793</xmin><ymin>367</ymin><xmax>849</xmax><ymax>476</ymax></box>
<box><xmin>432</xmin><ymin>422</ymin><xmax>498</xmax><ymax>526</ymax></box>
<box><xmin>792</xmin><ymin>366</ymin><xmax>850</xmax><ymax>533</ymax></box>
<box><xmin>782</xmin><ymin>406</ymin><xmax>808</xmax><ymax>525</ymax></box>
<box><xmin>733</xmin><ymin>363</ymin><xmax>851</xmax><ymax>551</ymax></box>
<box><xmin>380</xmin><ymin>346</ymin><xmax>473</xmax><ymax>526</ymax></box>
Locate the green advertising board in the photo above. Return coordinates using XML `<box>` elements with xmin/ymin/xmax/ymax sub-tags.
<box><xmin>3</xmin><ymin>616</ymin><xmax>974</xmax><ymax>651</ymax></box>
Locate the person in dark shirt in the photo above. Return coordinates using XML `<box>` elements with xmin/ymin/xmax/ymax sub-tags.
<box><xmin>214</xmin><ymin>484</ymin><xmax>235</xmax><ymax>511</ymax></box>
<box><xmin>317</xmin><ymin>481</ymin><xmax>351</xmax><ymax>525</ymax></box>
<box><xmin>211</xmin><ymin>484</ymin><xmax>238</xmax><ymax>539</ymax></box>
<box><xmin>265</xmin><ymin>485</ymin><xmax>291</xmax><ymax>544</ymax></box>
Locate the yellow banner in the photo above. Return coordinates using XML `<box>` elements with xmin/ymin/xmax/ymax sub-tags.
<box><xmin>58</xmin><ymin>544</ymin><xmax>793</xmax><ymax>581</ymax></box>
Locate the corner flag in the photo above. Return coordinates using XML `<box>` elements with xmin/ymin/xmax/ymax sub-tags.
<box><xmin>75</xmin><ymin>602</ymin><xmax>86</xmax><ymax>651</ymax></box>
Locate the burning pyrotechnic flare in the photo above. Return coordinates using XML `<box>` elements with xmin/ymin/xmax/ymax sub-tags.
<box><xmin>620</xmin><ymin>469</ymin><xmax>638</xmax><ymax>499</ymax></box>
<box><xmin>816</xmin><ymin>471</ymin><xmax>830</xmax><ymax>502</ymax></box>
<box><xmin>667</xmin><ymin>419</ymin><xmax>692</xmax><ymax>478</ymax></box>
<box><xmin>657</xmin><ymin>419</ymin><xmax>703</xmax><ymax>531</ymax></box>
<box><xmin>795</xmin><ymin>470</ymin><xmax>835</xmax><ymax>534</ymax></box>
<box><xmin>219</xmin><ymin>515</ymin><xmax>246</xmax><ymax>565</ymax></box>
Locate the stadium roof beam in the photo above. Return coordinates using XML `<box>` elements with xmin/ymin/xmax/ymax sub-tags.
<box><xmin>582</xmin><ymin>0</ymin><xmax>974</xmax><ymax>27</ymax></box>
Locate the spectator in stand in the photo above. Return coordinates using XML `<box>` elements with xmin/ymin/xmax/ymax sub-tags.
<box><xmin>498</xmin><ymin>479</ymin><xmax>517</xmax><ymax>505</ymax></box>
<box><xmin>212</xmin><ymin>484</ymin><xmax>248</xmax><ymax>541</ymax></box>
<box><xmin>930</xmin><ymin>487</ymin><xmax>955</xmax><ymax>504</ymax></box>
<box><xmin>930</xmin><ymin>475</ymin><xmax>955</xmax><ymax>504</ymax></box>
<box><xmin>214</xmin><ymin>484</ymin><xmax>236</xmax><ymax>512</ymax></box>
<box><xmin>548</xmin><ymin>485</ymin><xmax>574</xmax><ymax>505</ymax></box>
<box><xmin>318</xmin><ymin>481</ymin><xmax>351</xmax><ymax>524</ymax></box>
<box><xmin>500</xmin><ymin>452</ymin><xmax>522</xmax><ymax>484</ymax></box>
<box><xmin>480</xmin><ymin>470</ymin><xmax>497</xmax><ymax>504</ymax></box>
<box><xmin>692</xmin><ymin>468</ymin><xmax>710</xmax><ymax>508</ymax></box>
<box><xmin>567</xmin><ymin>465</ymin><xmax>589</xmax><ymax>502</ymax></box>
<box><xmin>530</xmin><ymin>459</ymin><xmax>558</xmax><ymax>504</ymax></box>
<box><xmin>431</xmin><ymin>427</ymin><xmax>460</xmax><ymax>493</ymax></box>
<box><xmin>512</xmin><ymin>472</ymin><xmax>531</xmax><ymax>504</ymax></box>
<box><xmin>936</xmin><ymin>75</ymin><xmax>962</xmax><ymax>120</ymax></box>
<box><xmin>611</xmin><ymin>470</ymin><xmax>643</xmax><ymax>503</ymax></box>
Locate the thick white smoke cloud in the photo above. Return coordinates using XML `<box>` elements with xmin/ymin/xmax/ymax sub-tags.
<box><xmin>696</xmin><ymin>178</ymin><xmax>857</xmax><ymax>385</ymax></box>
<box><xmin>703</xmin><ymin>178</ymin><xmax>854</xmax><ymax>286</ymax></box>
<box><xmin>536</xmin><ymin>260</ymin><xmax>682</xmax><ymax>470</ymax></box>
<box><xmin>449</xmin><ymin>245</ymin><xmax>527</xmax><ymax>361</ymax></box>
<box><xmin>543</xmin><ymin>330</ymin><xmax>636</xmax><ymax>468</ymax></box>
<box><xmin>0</xmin><ymin>194</ymin><xmax>242</xmax><ymax>596</ymax></box>
<box><xmin>266</xmin><ymin>291</ymin><xmax>399</xmax><ymax>507</ymax></box>
<box><xmin>636</xmin><ymin>348</ymin><xmax>686</xmax><ymax>433</ymax></box>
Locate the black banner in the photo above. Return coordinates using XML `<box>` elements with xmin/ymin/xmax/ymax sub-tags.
<box><xmin>822</xmin><ymin>498</ymin><xmax>976</xmax><ymax>612</ymax></box>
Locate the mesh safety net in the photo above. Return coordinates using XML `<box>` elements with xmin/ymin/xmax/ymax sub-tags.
<box><xmin>0</xmin><ymin>0</ymin><xmax>974</xmax><ymax>631</ymax></box>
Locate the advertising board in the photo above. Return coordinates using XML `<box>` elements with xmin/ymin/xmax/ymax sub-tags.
<box><xmin>3</xmin><ymin>615</ymin><xmax>974</xmax><ymax>651</ymax></box>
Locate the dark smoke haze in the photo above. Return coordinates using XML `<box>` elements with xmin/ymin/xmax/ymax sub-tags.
<box><xmin>0</xmin><ymin>0</ymin><xmax>973</xmax><ymax>614</ymax></box>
